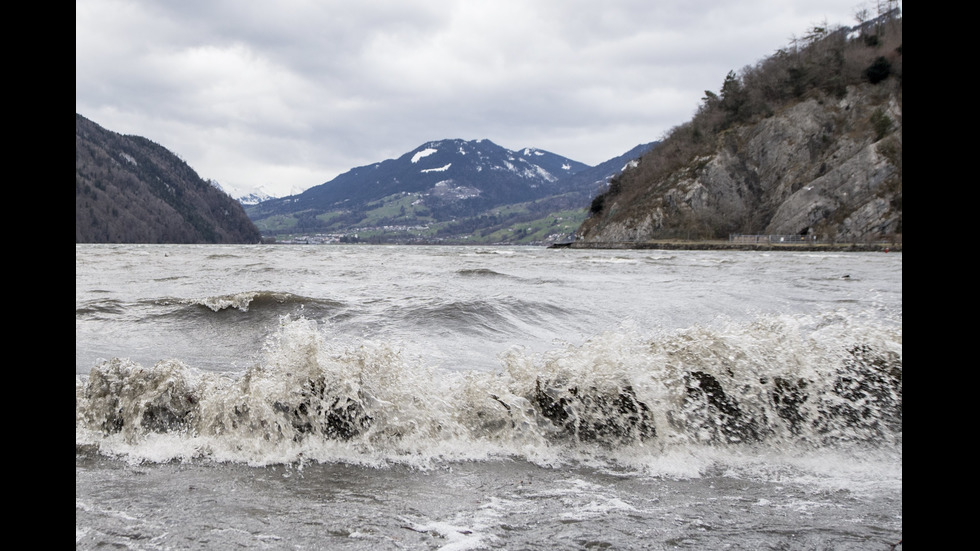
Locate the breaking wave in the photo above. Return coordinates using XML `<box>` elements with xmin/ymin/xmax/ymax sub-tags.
<box><xmin>75</xmin><ymin>311</ymin><xmax>901</xmax><ymax>472</ymax></box>
<box><xmin>164</xmin><ymin>291</ymin><xmax>345</xmax><ymax>313</ymax></box>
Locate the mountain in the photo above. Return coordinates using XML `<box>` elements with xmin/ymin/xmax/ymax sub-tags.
<box><xmin>76</xmin><ymin>114</ymin><xmax>263</xmax><ymax>244</ymax></box>
<box><xmin>246</xmin><ymin>138</ymin><xmax>634</xmax><ymax>244</ymax></box>
<box><xmin>577</xmin><ymin>11</ymin><xmax>902</xmax><ymax>245</ymax></box>
<box><xmin>235</xmin><ymin>189</ymin><xmax>275</xmax><ymax>206</ymax></box>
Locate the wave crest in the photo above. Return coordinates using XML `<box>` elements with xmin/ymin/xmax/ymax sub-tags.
<box><xmin>75</xmin><ymin>312</ymin><xmax>902</xmax><ymax>467</ymax></box>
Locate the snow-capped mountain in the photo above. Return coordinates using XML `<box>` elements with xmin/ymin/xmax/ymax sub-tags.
<box><xmin>248</xmin><ymin>139</ymin><xmax>589</xmax><ymax>219</ymax></box>
<box><xmin>208</xmin><ymin>180</ymin><xmax>276</xmax><ymax>205</ymax></box>
<box><xmin>244</xmin><ymin>138</ymin><xmax>656</xmax><ymax>244</ymax></box>
<box><xmin>235</xmin><ymin>190</ymin><xmax>275</xmax><ymax>206</ymax></box>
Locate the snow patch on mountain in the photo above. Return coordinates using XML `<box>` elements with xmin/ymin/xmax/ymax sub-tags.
<box><xmin>234</xmin><ymin>189</ymin><xmax>275</xmax><ymax>205</ymax></box>
<box><xmin>430</xmin><ymin>180</ymin><xmax>480</xmax><ymax>199</ymax></box>
<box><xmin>214</xmin><ymin>179</ymin><xmax>279</xmax><ymax>205</ymax></box>
<box><xmin>534</xmin><ymin>165</ymin><xmax>558</xmax><ymax>182</ymax></box>
<box><xmin>412</xmin><ymin>148</ymin><xmax>438</xmax><ymax>163</ymax></box>
<box><xmin>421</xmin><ymin>163</ymin><xmax>451</xmax><ymax>173</ymax></box>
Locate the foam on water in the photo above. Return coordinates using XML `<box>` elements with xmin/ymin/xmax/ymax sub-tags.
<box><xmin>76</xmin><ymin>309</ymin><xmax>901</xmax><ymax>480</ymax></box>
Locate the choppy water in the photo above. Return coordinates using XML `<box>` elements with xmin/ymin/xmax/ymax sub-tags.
<box><xmin>76</xmin><ymin>244</ymin><xmax>902</xmax><ymax>550</ymax></box>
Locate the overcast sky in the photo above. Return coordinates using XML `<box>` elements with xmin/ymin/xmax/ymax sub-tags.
<box><xmin>76</xmin><ymin>0</ymin><xmax>877</xmax><ymax>198</ymax></box>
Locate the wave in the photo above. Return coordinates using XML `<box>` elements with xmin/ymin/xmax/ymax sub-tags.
<box><xmin>456</xmin><ymin>268</ymin><xmax>515</xmax><ymax>278</ymax></box>
<box><xmin>140</xmin><ymin>292</ymin><xmax>348</xmax><ymax>325</ymax></box>
<box><xmin>456</xmin><ymin>268</ymin><xmax>567</xmax><ymax>288</ymax></box>
<box><xmin>75</xmin><ymin>312</ymin><xmax>901</xmax><ymax>470</ymax></box>
<box><xmin>392</xmin><ymin>296</ymin><xmax>575</xmax><ymax>337</ymax></box>
<box><xmin>399</xmin><ymin>298</ymin><xmax>518</xmax><ymax>335</ymax></box>
<box><xmin>77</xmin><ymin>292</ymin><xmax>347</xmax><ymax>322</ymax></box>
<box><xmin>169</xmin><ymin>291</ymin><xmax>345</xmax><ymax>313</ymax></box>
<box><xmin>76</xmin><ymin>298</ymin><xmax>127</xmax><ymax>318</ymax></box>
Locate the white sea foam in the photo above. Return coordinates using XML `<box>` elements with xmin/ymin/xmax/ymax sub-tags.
<box><xmin>76</xmin><ymin>307</ymin><xmax>901</xmax><ymax>480</ymax></box>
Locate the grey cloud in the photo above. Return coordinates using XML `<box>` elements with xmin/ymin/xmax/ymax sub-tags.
<box><xmin>76</xmin><ymin>0</ymin><xmax>870</xmax><ymax>197</ymax></box>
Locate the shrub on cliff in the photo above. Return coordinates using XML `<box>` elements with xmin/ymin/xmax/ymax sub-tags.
<box><xmin>864</xmin><ymin>56</ymin><xmax>892</xmax><ymax>84</ymax></box>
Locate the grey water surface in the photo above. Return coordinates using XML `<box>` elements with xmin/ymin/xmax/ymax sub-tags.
<box><xmin>76</xmin><ymin>244</ymin><xmax>902</xmax><ymax>550</ymax></box>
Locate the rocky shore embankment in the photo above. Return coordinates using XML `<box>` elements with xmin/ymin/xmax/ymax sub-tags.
<box><xmin>549</xmin><ymin>241</ymin><xmax>901</xmax><ymax>252</ymax></box>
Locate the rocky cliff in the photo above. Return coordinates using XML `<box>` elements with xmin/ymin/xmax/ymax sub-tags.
<box><xmin>578</xmin><ymin>16</ymin><xmax>902</xmax><ymax>244</ymax></box>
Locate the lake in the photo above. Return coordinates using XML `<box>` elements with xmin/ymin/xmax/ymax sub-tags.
<box><xmin>76</xmin><ymin>243</ymin><xmax>902</xmax><ymax>550</ymax></box>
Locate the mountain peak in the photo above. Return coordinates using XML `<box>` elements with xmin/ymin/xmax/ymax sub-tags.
<box><xmin>244</xmin><ymin>138</ymin><xmax>650</xmax><ymax>244</ymax></box>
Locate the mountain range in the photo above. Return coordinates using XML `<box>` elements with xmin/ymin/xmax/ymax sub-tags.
<box><xmin>76</xmin><ymin>110</ymin><xmax>655</xmax><ymax>245</ymax></box>
<box><xmin>244</xmin><ymin>139</ymin><xmax>656</xmax><ymax>244</ymax></box>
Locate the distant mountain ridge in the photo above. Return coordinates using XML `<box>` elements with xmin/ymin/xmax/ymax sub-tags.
<box><xmin>76</xmin><ymin>114</ymin><xmax>262</xmax><ymax>244</ymax></box>
<box><xmin>250</xmin><ymin>138</ymin><xmax>587</xmax><ymax>215</ymax></box>
<box><xmin>245</xmin><ymin>138</ymin><xmax>655</xmax><ymax>244</ymax></box>
<box><xmin>75</xmin><ymin>110</ymin><xmax>655</xmax><ymax>245</ymax></box>
<box><xmin>235</xmin><ymin>190</ymin><xmax>275</xmax><ymax>206</ymax></box>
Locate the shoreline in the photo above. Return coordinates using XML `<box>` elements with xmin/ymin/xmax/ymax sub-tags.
<box><xmin>549</xmin><ymin>241</ymin><xmax>901</xmax><ymax>252</ymax></box>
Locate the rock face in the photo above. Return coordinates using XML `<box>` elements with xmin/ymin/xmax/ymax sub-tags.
<box><xmin>578</xmin><ymin>7</ymin><xmax>902</xmax><ymax>245</ymax></box>
<box><xmin>578</xmin><ymin>81</ymin><xmax>902</xmax><ymax>243</ymax></box>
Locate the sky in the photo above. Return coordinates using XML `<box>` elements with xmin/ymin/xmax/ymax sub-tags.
<box><xmin>76</xmin><ymin>0</ymin><xmax>882</xmax><ymax>198</ymax></box>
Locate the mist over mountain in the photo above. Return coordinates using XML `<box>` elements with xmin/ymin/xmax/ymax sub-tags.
<box><xmin>76</xmin><ymin>114</ymin><xmax>262</xmax><ymax>244</ymax></box>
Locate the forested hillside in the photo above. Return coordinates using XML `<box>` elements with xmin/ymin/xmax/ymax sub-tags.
<box><xmin>578</xmin><ymin>9</ymin><xmax>902</xmax><ymax>244</ymax></box>
<box><xmin>76</xmin><ymin>114</ymin><xmax>262</xmax><ymax>244</ymax></box>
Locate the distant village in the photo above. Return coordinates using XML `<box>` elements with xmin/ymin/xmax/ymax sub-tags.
<box><xmin>274</xmin><ymin>222</ymin><xmax>432</xmax><ymax>244</ymax></box>
<box><xmin>275</xmin><ymin>233</ymin><xmax>351</xmax><ymax>244</ymax></box>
